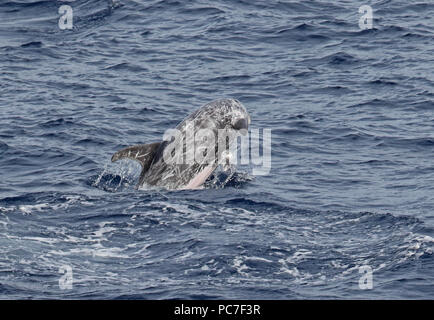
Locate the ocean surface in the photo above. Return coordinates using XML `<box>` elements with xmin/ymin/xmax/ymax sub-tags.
<box><xmin>0</xmin><ymin>0</ymin><xmax>433</xmax><ymax>299</ymax></box>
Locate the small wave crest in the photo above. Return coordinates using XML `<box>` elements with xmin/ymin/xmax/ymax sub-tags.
<box><xmin>88</xmin><ymin>161</ymin><xmax>140</xmax><ymax>192</ymax></box>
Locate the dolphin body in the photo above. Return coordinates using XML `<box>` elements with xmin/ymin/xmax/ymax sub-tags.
<box><xmin>111</xmin><ymin>98</ymin><xmax>250</xmax><ymax>190</ymax></box>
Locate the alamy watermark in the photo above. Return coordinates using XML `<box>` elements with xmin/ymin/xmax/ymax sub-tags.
<box><xmin>58</xmin><ymin>1</ymin><xmax>74</xmax><ymax>30</ymax></box>
<box><xmin>59</xmin><ymin>265</ymin><xmax>73</xmax><ymax>290</ymax></box>
<box><xmin>161</xmin><ymin>123</ymin><xmax>271</xmax><ymax>176</ymax></box>
<box><xmin>358</xmin><ymin>265</ymin><xmax>373</xmax><ymax>290</ymax></box>
<box><xmin>57</xmin><ymin>3</ymin><xmax>375</xmax><ymax>31</ymax></box>
<box><xmin>359</xmin><ymin>5</ymin><xmax>374</xmax><ymax>30</ymax></box>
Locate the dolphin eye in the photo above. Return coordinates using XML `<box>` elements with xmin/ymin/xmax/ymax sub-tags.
<box><xmin>232</xmin><ymin>118</ymin><xmax>248</xmax><ymax>130</ymax></box>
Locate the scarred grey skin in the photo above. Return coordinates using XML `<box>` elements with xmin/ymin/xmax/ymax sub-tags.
<box><xmin>111</xmin><ymin>98</ymin><xmax>250</xmax><ymax>190</ymax></box>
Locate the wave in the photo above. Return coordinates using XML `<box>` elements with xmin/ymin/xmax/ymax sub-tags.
<box><xmin>0</xmin><ymin>189</ymin><xmax>432</xmax><ymax>298</ymax></box>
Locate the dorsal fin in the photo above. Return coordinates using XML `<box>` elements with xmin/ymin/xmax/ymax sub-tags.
<box><xmin>111</xmin><ymin>142</ymin><xmax>161</xmax><ymax>174</ymax></box>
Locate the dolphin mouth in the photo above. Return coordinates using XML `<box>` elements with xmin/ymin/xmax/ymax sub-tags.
<box><xmin>232</xmin><ymin>118</ymin><xmax>249</xmax><ymax>131</ymax></box>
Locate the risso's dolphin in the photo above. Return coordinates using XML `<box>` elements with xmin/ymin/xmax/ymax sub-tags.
<box><xmin>111</xmin><ymin>98</ymin><xmax>250</xmax><ymax>190</ymax></box>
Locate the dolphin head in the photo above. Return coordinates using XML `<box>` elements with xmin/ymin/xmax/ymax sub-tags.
<box><xmin>211</xmin><ymin>98</ymin><xmax>251</xmax><ymax>134</ymax></box>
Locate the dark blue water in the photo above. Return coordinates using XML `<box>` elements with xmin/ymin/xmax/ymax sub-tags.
<box><xmin>1</xmin><ymin>0</ymin><xmax>433</xmax><ymax>299</ymax></box>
